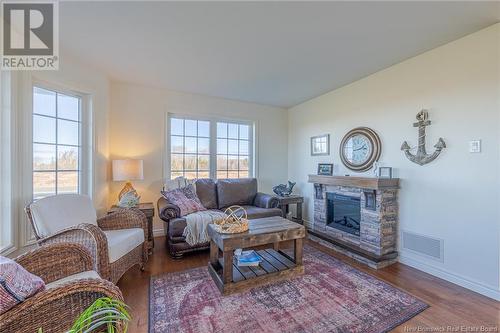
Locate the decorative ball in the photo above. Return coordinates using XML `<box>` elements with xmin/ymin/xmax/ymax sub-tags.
<box><xmin>213</xmin><ymin>205</ymin><xmax>249</xmax><ymax>234</ymax></box>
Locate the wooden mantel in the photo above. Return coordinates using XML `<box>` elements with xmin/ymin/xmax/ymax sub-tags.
<box><xmin>308</xmin><ymin>175</ymin><xmax>399</xmax><ymax>190</ymax></box>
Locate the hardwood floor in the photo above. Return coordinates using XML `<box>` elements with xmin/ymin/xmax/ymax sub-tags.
<box><xmin>118</xmin><ymin>236</ymin><xmax>499</xmax><ymax>333</ymax></box>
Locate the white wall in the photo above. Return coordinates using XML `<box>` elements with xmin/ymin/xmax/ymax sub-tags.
<box><xmin>288</xmin><ymin>24</ymin><xmax>500</xmax><ymax>299</ymax></box>
<box><xmin>109</xmin><ymin>82</ymin><xmax>288</xmax><ymax>233</ymax></box>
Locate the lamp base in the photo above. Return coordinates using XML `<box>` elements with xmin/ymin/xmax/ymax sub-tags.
<box><xmin>119</xmin><ymin>181</ymin><xmax>138</xmax><ymax>200</ymax></box>
<box><xmin>117</xmin><ymin>182</ymin><xmax>140</xmax><ymax>208</ymax></box>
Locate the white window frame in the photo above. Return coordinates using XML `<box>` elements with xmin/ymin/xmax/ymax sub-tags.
<box><xmin>214</xmin><ymin>120</ymin><xmax>253</xmax><ymax>179</ymax></box>
<box><xmin>0</xmin><ymin>71</ymin><xmax>14</xmax><ymax>253</ymax></box>
<box><xmin>165</xmin><ymin>112</ymin><xmax>255</xmax><ymax>180</ymax></box>
<box><xmin>31</xmin><ymin>85</ymin><xmax>89</xmax><ymax>199</ymax></box>
<box><xmin>30</xmin><ymin>81</ymin><xmax>93</xmax><ymax>199</ymax></box>
<box><xmin>168</xmin><ymin>117</ymin><xmax>212</xmax><ymax>179</ymax></box>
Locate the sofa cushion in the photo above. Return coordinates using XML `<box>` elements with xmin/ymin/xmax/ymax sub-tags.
<box><xmin>29</xmin><ymin>194</ymin><xmax>97</xmax><ymax>238</ymax></box>
<box><xmin>46</xmin><ymin>270</ymin><xmax>100</xmax><ymax>289</ymax></box>
<box><xmin>104</xmin><ymin>228</ymin><xmax>144</xmax><ymax>263</ymax></box>
<box><xmin>0</xmin><ymin>256</ymin><xmax>45</xmax><ymax>315</ymax></box>
<box><xmin>195</xmin><ymin>178</ymin><xmax>218</xmax><ymax>209</ymax></box>
<box><xmin>239</xmin><ymin>205</ymin><xmax>283</xmax><ymax>220</ymax></box>
<box><xmin>217</xmin><ymin>178</ymin><xmax>257</xmax><ymax>208</ymax></box>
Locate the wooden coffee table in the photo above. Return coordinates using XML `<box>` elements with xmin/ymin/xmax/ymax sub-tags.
<box><xmin>207</xmin><ymin>216</ymin><xmax>306</xmax><ymax>295</ymax></box>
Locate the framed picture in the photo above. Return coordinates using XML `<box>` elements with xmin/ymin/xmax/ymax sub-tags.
<box><xmin>311</xmin><ymin>134</ymin><xmax>330</xmax><ymax>156</ymax></box>
<box><xmin>317</xmin><ymin>163</ymin><xmax>333</xmax><ymax>176</ymax></box>
<box><xmin>378</xmin><ymin>167</ymin><xmax>393</xmax><ymax>178</ymax></box>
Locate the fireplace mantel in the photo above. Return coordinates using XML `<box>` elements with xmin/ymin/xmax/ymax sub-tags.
<box><xmin>307</xmin><ymin>174</ymin><xmax>400</xmax><ymax>269</ymax></box>
<box><xmin>308</xmin><ymin>175</ymin><xmax>399</xmax><ymax>190</ymax></box>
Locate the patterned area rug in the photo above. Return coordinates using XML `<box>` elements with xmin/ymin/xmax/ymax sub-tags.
<box><xmin>149</xmin><ymin>246</ymin><xmax>428</xmax><ymax>333</ymax></box>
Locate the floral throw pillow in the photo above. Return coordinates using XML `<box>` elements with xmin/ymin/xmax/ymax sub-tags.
<box><xmin>0</xmin><ymin>256</ymin><xmax>45</xmax><ymax>315</ymax></box>
<box><xmin>161</xmin><ymin>188</ymin><xmax>206</xmax><ymax>216</ymax></box>
<box><xmin>180</xmin><ymin>184</ymin><xmax>203</xmax><ymax>204</ymax></box>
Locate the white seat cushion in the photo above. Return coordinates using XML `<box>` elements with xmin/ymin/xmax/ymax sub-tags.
<box><xmin>30</xmin><ymin>194</ymin><xmax>97</xmax><ymax>238</ymax></box>
<box><xmin>104</xmin><ymin>228</ymin><xmax>144</xmax><ymax>263</ymax></box>
<box><xmin>46</xmin><ymin>270</ymin><xmax>100</xmax><ymax>289</ymax></box>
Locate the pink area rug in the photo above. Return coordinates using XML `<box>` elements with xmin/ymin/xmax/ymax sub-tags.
<box><xmin>149</xmin><ymin>246</ymin><xmax>428</xmax><ymax>333</ymax></box>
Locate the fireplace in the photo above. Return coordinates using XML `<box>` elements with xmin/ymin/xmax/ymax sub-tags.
<box><xmin>326</xmin><ymin>193</ymin><xmax>360</xmax><ymax>236</ymax></box>
<box><xmin>308</xmin><ymin>175</ymin><xmax>400</xmax><ymax>269</ymax></box>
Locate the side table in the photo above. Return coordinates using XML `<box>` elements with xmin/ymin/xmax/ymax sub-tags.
<box><xmin>109</xmin><ymin>202</ymin><xmax>155</xmax><ymax>254</ymax></box>
<box><xmin>276</xmin><ymin>195</ymin><xmax>304</xmax><ymax>224</ymax></box>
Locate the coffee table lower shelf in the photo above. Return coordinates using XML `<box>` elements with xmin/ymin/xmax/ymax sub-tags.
<box><xmin>208</xmin><ymin>249</ymin><xmax>304</xmax><ymax>295</ymax></box>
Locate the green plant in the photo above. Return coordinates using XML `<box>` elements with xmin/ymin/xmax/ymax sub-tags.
<box><xmin>68</xmin><ymin>297</ymin><xmax>130</xmax><ymax>333</ymax></box>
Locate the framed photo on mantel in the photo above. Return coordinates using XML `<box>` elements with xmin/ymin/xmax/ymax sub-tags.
<box><xmin>311</xmin><ymin>134</ymin><xmax>330</xmax><ymax>156</ymax></box>
<box><xmin>318</xmin><ymin>163</ymin><xmax>334</xmax><ymax>176</ymax></box>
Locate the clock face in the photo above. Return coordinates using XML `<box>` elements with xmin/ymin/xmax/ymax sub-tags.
<box><xmin>343</xmin><ymin>134</ymin><xmax>372</xmax><ymax>165</ymax></box>
<box><xmin>340</xmin><ymin>127</ymin><xmax>381</xmax><ymax>171</ymax></box>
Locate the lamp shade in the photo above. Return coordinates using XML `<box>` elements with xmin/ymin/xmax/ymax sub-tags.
<box><xmin>112</xmin><ymin>159</ymin><xmax>144</xmax><ymax>181</ymax></box>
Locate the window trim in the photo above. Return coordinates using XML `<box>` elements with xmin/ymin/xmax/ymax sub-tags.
<box><xmin>165</xmin><ymin>112</ymin><xmax>255</xmax><ymax>180</ymax></box>
<box><xmin>32</xmin><ymin>86</ymin><xmax>83</xmax><ymax>199</ymax></box>
<box><xmin>214</xmin><ymin>121</ymin><xmax>252</xmax><ymax>179</ymax></box>
<box><xmin>31</xmin><ymin>81</ymin><xmax>93</xmax><ymax>199</ymax></box>
<box><xmin>0</xmin><ymin>71</ymin><xmax>14</xmax><ymax>254</ymax></box>
<box><xmin>24</xmin><ymin>79</ymin><xmax>92</xmax><ymax>247</ymax></box>
<box><xmin>169</xmin><ymin>118</ymin><xmax>211</xmax><ymax>179</ymax></box>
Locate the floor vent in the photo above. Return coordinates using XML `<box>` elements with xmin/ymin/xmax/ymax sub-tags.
<box><xmin>402</xmin><ymin>231</ymin><xmax>443</xmax><ymax>262</ymax></box>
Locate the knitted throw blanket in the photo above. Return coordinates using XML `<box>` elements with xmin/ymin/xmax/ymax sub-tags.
<box><xmin>182</xmin><ymin>210</ymin><xmax>228</xmax><ymax>246</ymax></box>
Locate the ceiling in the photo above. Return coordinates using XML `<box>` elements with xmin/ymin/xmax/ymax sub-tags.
<box><xmin>59</xmin><ymin>1</ymin><xmax>499</xmax><ymax>108</ymax></box>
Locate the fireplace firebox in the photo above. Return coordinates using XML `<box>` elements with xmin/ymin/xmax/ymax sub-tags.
<box><xmin>326</xmin><ymin>193</ymin><xmax>361</xmax><ymax>236</ymax></box>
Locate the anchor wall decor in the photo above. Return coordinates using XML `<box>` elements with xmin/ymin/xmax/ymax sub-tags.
<box><xmin>401</xmin><ymin>110</ymin><xmax>446</xmax><ymax>165</ymax></box>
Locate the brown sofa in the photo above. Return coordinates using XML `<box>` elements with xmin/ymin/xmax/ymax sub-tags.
<box><xmin>157</xmin><ymin>178</ymin><xmax>281</xmax><ymax>257</ymax></box>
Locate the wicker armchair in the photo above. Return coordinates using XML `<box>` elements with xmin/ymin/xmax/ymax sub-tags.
<box><xmin>26</xmin><ymin>194</ymin><xmax>148</xmax><ymax>284</ymax></box>
<box><xmin>0</xmin><ymin>243</ymin><xmax>124</xmax><ymax>333</ymax></box>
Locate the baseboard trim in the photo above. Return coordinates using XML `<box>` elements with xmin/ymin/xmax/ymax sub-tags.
<box><xmin>399</xmin><ymin>254</ymin><xmax>500</xmax><ymax>301</ymax></box>
<box><xmin>303</xmin><ymin>218</ymin><xmax>500</xmax><ymax>300</ymax></box>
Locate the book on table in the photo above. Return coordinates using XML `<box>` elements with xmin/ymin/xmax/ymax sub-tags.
<box><xmin>235</xmin><ymin>249</ymin><xmax>262</xmax><ymax>267</ymax></box>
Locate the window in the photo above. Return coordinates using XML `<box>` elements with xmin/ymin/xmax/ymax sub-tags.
<box><xmin>168</xmin><ymin>116</ymin><xmax>253</xmax><ymax>179</ymax></box>
<box><xmin>216</xmin><ymin>122</ymin><xmax>250</xmax><ymax>179</ymax></box>
<box><xmin>170</xmin><ymin>118</ymin><xmax>211</xmax><ymax>179</ymax></box>
<box><xmin>32</xmin><ymin>87</ymin><xmax>82</xmax><ymax>199</ymax></box>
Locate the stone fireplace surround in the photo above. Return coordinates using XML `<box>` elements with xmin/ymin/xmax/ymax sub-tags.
<box><xmin>308</xmin><ymin>175</ymin><xmax>399</xmax><ymax>269</ymax></box>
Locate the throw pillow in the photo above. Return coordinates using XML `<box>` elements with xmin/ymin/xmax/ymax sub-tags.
<box><xmin>161</xmin><ymin>188</ymin><xmax>206</xmax><ymax>216</ymax></box>
<box><xmin>163</xmin><ymin>177</ymin><xmax>196</xmax><ymax>192</ymax></box>
<box><xmin>180</xmin><ymin>184</ymin><xmax>203</xmax><ymax>204</ymax></box>
<box><xmin>0</xmin><ymin>256</ymin><xmax>46</xmax><ymax>315</ymax></box>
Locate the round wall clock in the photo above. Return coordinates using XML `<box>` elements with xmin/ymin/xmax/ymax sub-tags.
<box><xmin>339</xmin><ymin>127</ymin><xmax>381</xmax><ymax>172</ymax></box>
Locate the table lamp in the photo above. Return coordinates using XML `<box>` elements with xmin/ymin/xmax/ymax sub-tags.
<box><xmin>112</xmin><ymin>159</ymin><xmax>144</xmax><ymax>207</ymax></box>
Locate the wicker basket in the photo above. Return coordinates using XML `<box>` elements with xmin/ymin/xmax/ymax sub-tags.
<box><xmin>213</xmin><ymin>206</ymin><xmax>249</xmax><ymax>234</ymax></box>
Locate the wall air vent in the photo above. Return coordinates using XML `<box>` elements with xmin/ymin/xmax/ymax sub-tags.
<box><xmin>402</xmin><ymin>231</ymin><xmax>444</xmax><ymax>262</ymax></box>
